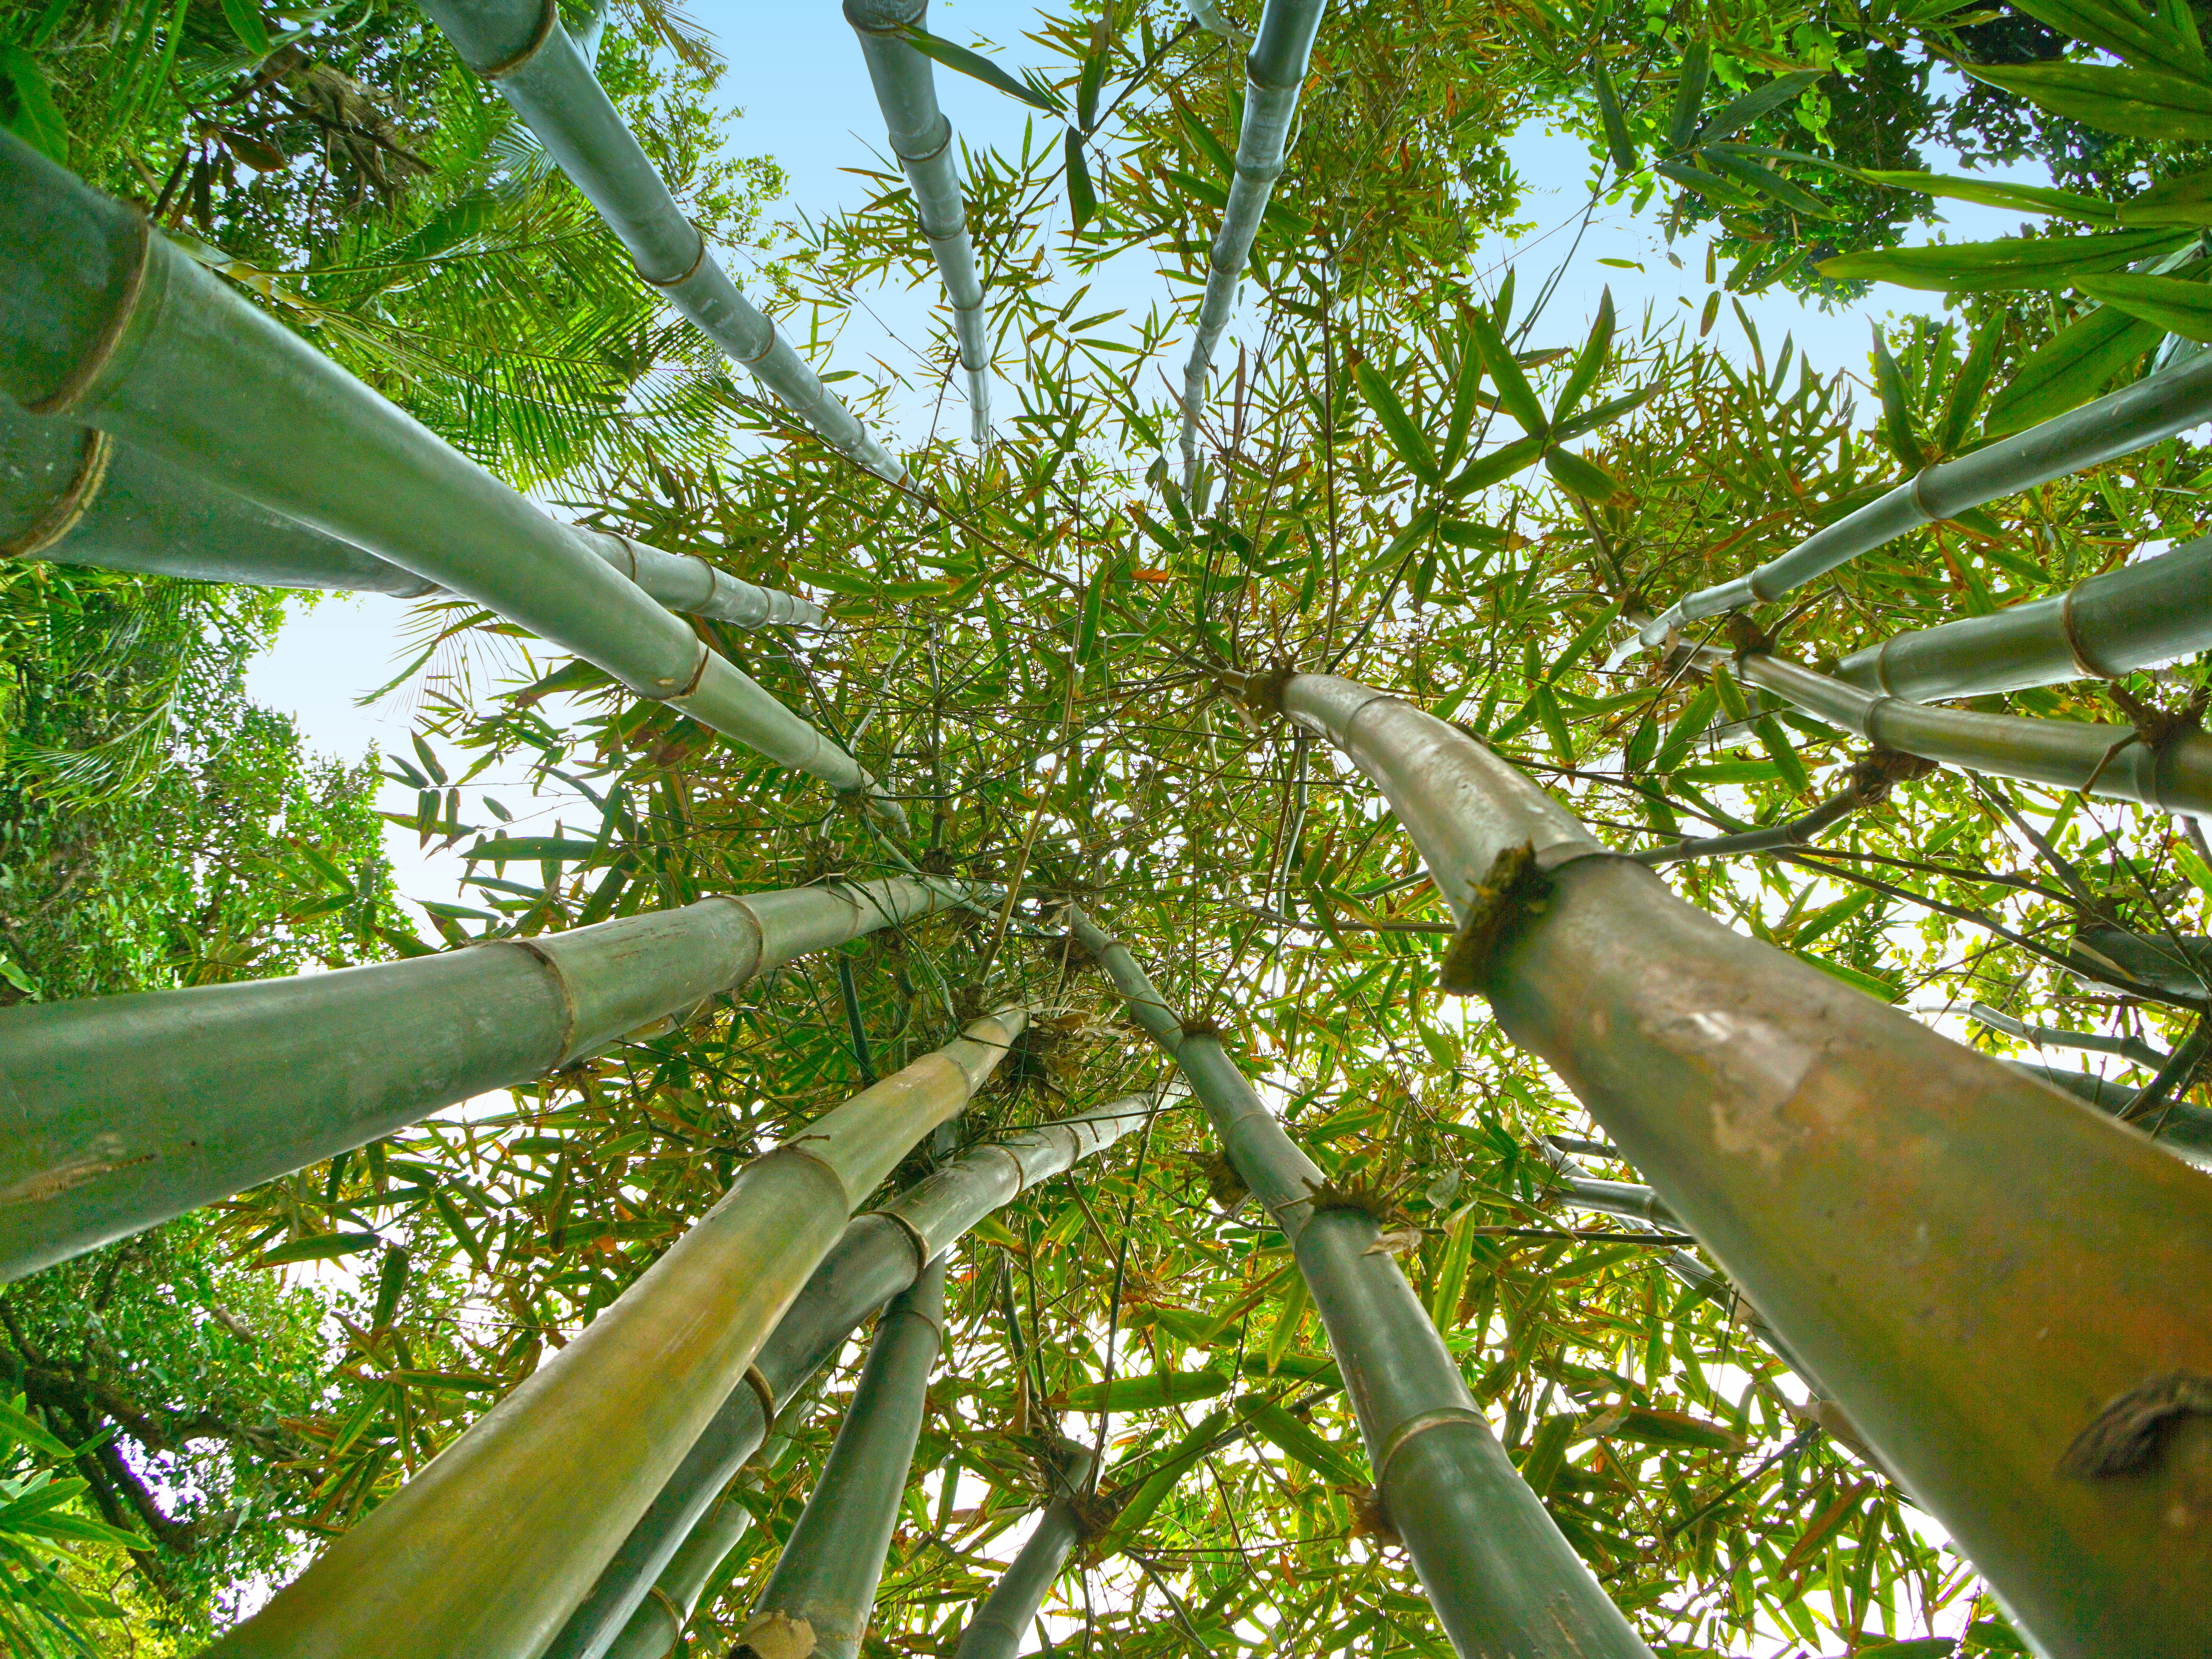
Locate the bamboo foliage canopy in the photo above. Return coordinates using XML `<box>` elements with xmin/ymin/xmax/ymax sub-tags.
<box><xmin>8</xmin><ymin>0</ymin><xmax>2212</xmax><ymax>1657</ymax></box>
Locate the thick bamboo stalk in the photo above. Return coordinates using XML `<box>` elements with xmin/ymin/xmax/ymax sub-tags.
<box><xmin>562</xmin><ymin>1095</ymin><xmax>1149</xmax><ymax>1659</ymax></box>
<box><xmin>1176</xmin><ymin>0</ymin><xmax>1329</xmax><ymax>490</ymax></box>
<box><xmin>418</xmin><ymin>0</ymin><xmax>903</xmax><ymax>482</ymax></box>
<box><xmin>1062</xmin><ymin>908</ymin><xmax>1653</xmax><ymax>1659</ymax></box>
<box><xmin>845</xmin><ymin>0</ymin><xmax>991</xmax><ymax>445</ymax></box>
<box><xmin>0</xmin><ymin>135</ymin><xmax>894</xmax><ymax>821</ymax></box>
<box><xmin>735</xmin><ymin>1258</ymin><xmax>947</xmax><ymax>1659</ymax></box>
<box><xmin>208</xmin><ymin>1009</ymin><xmax>1027</xmax><ymax>1659</ymax></box>
<box><xmin>1733</xmin><ymin>651</ymin><xmax>2212</xmax><ymax>817</ymax></box>
<box><xmin>949</xmin><ymin>1442</ymin><xmax>1096</xmax><ymax>1659</ymax></box>
<box><xmin>1629</xmin><ymin>349</ymin><xmax>2212</xmax><ymax>654</ymax></box>
<box><xmin>0</xmin><ymin>403</ymin><xmax>825</xmax><ymax>628</ymax></box>
<box><xmin>1836</xmin><ymin>532</ymin><xmax>2212</xmax><ymax>701</ymax></box>
<box><xmin>0</xmin><ymin>877</ymin><xmax>962</xmax><ymax>1283</ymax></box>
<box><xmin>1264</xmin><ymin>670</ymin><xmax>2212</xmax><ymax>1659</ymax></box>
<box><xmin>2004</xmin><ymin>1063</ymin><xmax>2212</xmax><ymax>1162</ymax></box>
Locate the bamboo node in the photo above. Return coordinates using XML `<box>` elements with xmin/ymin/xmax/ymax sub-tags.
<box><xmin>473</xmin><ymin>0</ymin><xmax>560</xmax><ymax>79</ymax></box>
<box><xmin>2058</xmin><ymin>1370</ymin><xmax>2212</xmax><ymax>1481</ymax></box>
<box><xmin>1437</xmin><ymin>840</ymin><xmax>1549</xmax><ymax>998</ymax></box>
<box><xmin>1347</xmin><ymin>1483</ymin><xmax>1402</xmax><ymax>1548</ymax></box>
<box><xmin>734</xmin><ymin>1610</ymin><xmax>817</xmax><ymax>1659</ymax></box>
<box><xmin>1189</xmin><ymin>1148</ymin><xmax>1248</xmax><ymax>1211</ymax></box>
<box><xmin>0</xmin><ymin>429</ymin><xmax>113</xmax><ymax>560</ymax></box>
<box><xmin>1724</xmin><ymin>613</ymin><xmax>1774</xmax><ymax>657</ymax></box>
<box><xmin>2084</xmin><ymin>683</ymin><xmax>2211</xmax><ymax>797</ymax></box>
<box><xmin>1843</xmin><ymin>747</ymin><xmax>1937</xmax><ymax>806</ymax></box>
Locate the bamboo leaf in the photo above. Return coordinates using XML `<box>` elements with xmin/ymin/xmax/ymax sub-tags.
<box><xmin>461</xmin><ymin>836</ymin><xmax>606</xmax><ymax>863</ymax></box>
<box><xmin>1858</xmin><ymin>168</ymin><xmax>2118</xmax><ymax>222</ymax></box>
<box><xmin>1869</xmin><ymin>324</ymin><xmax>1925</xmax><ymax>471</ymax></box>
<box><xmin>1936</xmin><ymin>319</ymin><xmax>2005</xmax><ymax>454</ymax></box>
<box><xmin>1983</xmin><ymin>302</ymin><xmax>2161</xmax><ymax>435</ymax></box>
<box><xmin>1552</xmin><ymin>385</ymin><xmax>1652</xmax><ymax>442</ymax></box>
<box><xmin>1461</xmin><ymin>307</ymin><xmax>1549</xmax><ymax>436</ymax></box>
<box><xmin>1064</xmin><ymin>128</ymin><xmax>1096</xmax><ymax>233</ymax></box>
<box><xmin>1063</xmin><ymin>1367</ymin><xmax>1230</xmax><ymax>1412</ymax></box>
<box><xmin>1653</xmin><ymin>687</ymin><xmax>1719</xmax><ymax>774</ymax></box>
<box><xmin>1355</xmin><ymin>360</ymin><xmax>1441</xmax><ymax>483</ymax></box>
<box><xmin>253</xmin><ymin>1232</ymin><xmax>381</xmax><ymax>1268</ymax></box>
<box><xmin>2009</xmin><ymin>0</ymin><xmax>2211</xmax><ymax>76</ymax></box>
<box><xmin>1819</xmin><ymin>227</ymin><xmax>2188</xmax><ymax>291</ymax></box>
<box><xmin>1776</xmin><ymin>1477</ymin><xmax>1873</xmax><ymax>1574</ymax></box>
<box><xmin>1593</xmin><ymin>63</ymin><xmax>1639</xmax><ymax>172</ymax></box>
<box><xmin>2118</xmin><ymin>166</ymin><xmax>2212</xmax><ymax>225</ymax></box>
<box><xmin>901</xmin><ymin>25</ymin><xmax>1065</xmax><ymax>112</ymax></box>
<box><xmin>216</xmin><ymin>0</ymin><xmax>272</xmax><ymax>55</ymax></box>
<box><xmin>1699</xmin><ymin>146</ymin><xmax>1837</xmax><ymax>218</ymax></box>
<box><xmin>1693</xmin><ymin>68</ymin><xmax>1828</xmax><ymax>144</ymax></box>
<box><xmin>1552</xmin><ymin>288</ymin><xmax>1614</xmax><ymax>424</ymax></box>
<box><xmin>1541</xmin><ymin>446</ymin><xmax>1630</xmax><ymax>505</ymax></box>
<box><xmin>1964</xmin><ymin>63</ymin><xmax>2212</xmax><ymax>142</ymax></box>
<box><xmin>1263</xmin><ymin>1270</ymin><xmax>1311</xmax><ymax>1372</ymax></box>
<box><xmin>1666</xmin><ymin>35</ymin><xmax>1712</xmax><ymax>151</ymax></box>
<box><xmin>0</xmin><ymin>44</ymin><xmax>68</xmax><ymax>163</ymax></box>
<box><xmin>1591</xmin><ymin>1404</ymin><xmax>1745</xmax><ymax>1452</ymax></box>
<box><xmin>1518</xmin><ymin>1413</ymin><xmax>1578</xmax><ymax>1496</ymax></box>
<box><xmin>1239</xmin><ymin>1396</ymin><xmax>1366</xmax><ymax>1486</ymax></box>
<box><xmin>2074</xmin><ymin>269</ymin><xmax>2212</xmax><ymax>341</ymax></box>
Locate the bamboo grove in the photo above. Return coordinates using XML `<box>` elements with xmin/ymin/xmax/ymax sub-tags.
<box><xmin>3</xmin><ymin>0</ymin><xmax>2212</xmax><ymax>1656</ymax></box>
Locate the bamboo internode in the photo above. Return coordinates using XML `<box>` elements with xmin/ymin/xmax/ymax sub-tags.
<box><xmin>420</xmin><ymin>0</ymin><xmax>905</xmax><ymax>482</ymax></box>
<box><xmin>1267</xmin><ymin>670</ymin><xmax>2212</xmax><ymax>1659</ymax></box>
<box><xmin>845</xmin><ymin>0</ymin><xmax>993</xmax><ymax>444</ymax></box>
<box><xmin>563</xmin><ymin>1096</ymin><xmax>1150</xmax><ymax>1659</ymax></box>
<box><xmin>737</xmin><ymin>1257</ymin><xmax>946</xmax><ymax>1659</ymax></box>
<box><xmin>1064</xmin><ymin>909</ymin><xmax>1656</xmax><ymax>1659</ymax></box>
<box><xmin>1836</xmin><ymin>532</ymin><xmax>2212</xmax><ymax>700</ymax></box>
<box><xmin>949</xmin><ymin>1441</ymin><xmax>1097</xmax><ymax>1659</ymax></box>
<box><xmin>0</xmin><ymin>877</ymin><xmax>965</xmax><ymax>1283</ymax></box>
<box><xmin>1176</xmin><ymin>0</ymin><xmax>1330</xmax><ymax>492</ymax></box>
<box><xmin>1627</xmin><ymin>350</ymin><xmax>2212</xmax><ymax>656</ymax></box>
<box><xmin>207</xmin><ymin>1008</ymin><xmax>1028</xmax><ymax>1659</ymax></box>
<box><xmin>0</xmin><ymin>403</ymin><xmax>826</xmax><ymax>629</ymax></box>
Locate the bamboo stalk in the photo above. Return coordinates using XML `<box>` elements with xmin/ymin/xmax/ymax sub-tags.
<box><xmin>1261</xmin><ymin>670</ymin><xmax>2212</xmax><ymax>1659</ymax></box>
<box><xmin>949</xmin><ymin>1441</ymin><xmax>1097</xmax><ymax>1659</ymax></box>
<box><xmin>735</xmin><ymin>1257</ymin><xmax>947</xmax><ymax>1659</ymax></box>
<box><xmin>419</xmin><ymin>0</ymin><xmax>903</xmax><ymax>482</ymax></box>
<box><xmin>0</xmin><ymin>877</ymin><xmax>965</xmax><ymax>1283</ymax></box>
<box><xmin>1836</xmin><ymin>532</ymin><xmax>2212</xmax><ymax>701</ymax></box>
<box><xmin>1732</xmin><ymin>651</ymin><xmax>2212</xmax><ymax>817</ymax></box>
<box><xmin>845</xmin><ymin>0</ymin><xmax>991</xmax><ymax>444</ymax></box>
<box><xmin>0</xmin><ymin>135</ymin><xmax>894</xmax><ymax>821</ymax></box>
<box><xmin>1061</xmin><ymin>908</ymin><xmax>1654</xmax><ymax>1659</ymax></box>
<box><xmin>562</xmin><ymin>1095</ymin><xmax>1151</xmax><ymax>1659</ymax></box>
<box><xmin>1628</xmin><ymin>349</ymin><xmax>2212</xmax><ymax>655</ymax></box>
<box><xmin>1176</xmin><ymin>0</ymin><xmax>1330</xmax><ymax>492</ymax></box>
<box><xmin>1969</xmin><ymin>1002</ymin><xmax>2169</xmax><ymax>1069</ymax></box>
<box><xmin>1632</xmin><ymin>749</ymin><xmax>1933</xmax><ymax>867</ymax></box>
<box><xmin>208</xmin><ymin>1009</ymin><xmax>1028</xmax><ymax>1659</ymax></box>
<box><xmin>0</xmin><ymin>404</ymin><xmax>825</xmax><ymax>628</ymax></box>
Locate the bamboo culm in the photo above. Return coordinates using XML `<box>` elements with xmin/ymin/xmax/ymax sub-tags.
<box><xmin>1263</xmin><ymin>670</ymin><xmax>2212</xmax><ymax>1659</ymax></box>
<box><xmin>735</xmin><ymin>1257</ymin><xmax>948</xmax><ymax>1659</ymax></box>
<box><xmin>419</xmin><ymin>0</ymin><xmax>903</xmax><ymax>482</ymax></box>
<box><xmin>0</xmin><ymin>134</ymin><xmax>898</xmax><ymax>823</ymax></box>
<box><xmin>1176</xmin><ymin>0</ymin><xmax>1329</xmax><ymax>491</ymax></box>
<box><xmin>561</xmin><ymin>1095</ymin><xmax>1152</xmax><ymax>1659</ymax></box>
<box><xmin>1062</xmin><ymin>907</ymin><xmax>1655</xmax><ymax>1659</ymax></box>
<box><xmin>1836</xmin><ymin>531</ymin><xmax>2212</xmax><ymax>701</ymax></box>
<box><xmin>1627</xmin><ymin>347</ymin><xmax>2212</xmax><ymax>655</ymax></box>
<box><xmin>845</xmin><ymin>0</ymin><xmax>991</xmax><ymax>444</ymax></box>
<box><xmin>0</xmin><ymin>403</ymin><xmax>825</xmax><ymax>629</ymax></box>
<box><xmin>0</xmin><ymin>877</ymin><xmax>965</xmax><ymax>1284</ymax></box>
<box><xmin>208</xmin><ymin>1008</ymin><xmax>1028</xmax><ymax>1659</ymax></box>
<box><xmin>1731</xmin><ymin>650</ymin><xmax>2212</xmax><ymax>818</ymax></box>
<box><xmin>949</xmin><ymin>1441</ymin><xmax>1097</xmax><ymax>1659</ymax></box>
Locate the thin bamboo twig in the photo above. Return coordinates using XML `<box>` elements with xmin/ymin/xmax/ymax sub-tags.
<box><xmin>1257</xmin><ymin>668</ymin><xmax>2212</xmax><ymax>1659</ymax></box>
<box><xmin>566</xmin><ymin>1095</ymin><xmax>1156</xmax><ymax>1659</ymax></box>
<box><xmin>845</xmin><ymin>0</ymin><xmax>991</xmax><ymax>444</ymax></box>
<box><xmin>0</xmin><ymin>405</ymin><xmax>826</xmax><ymax>629</ymax></box>
<box><xmin>420</xmin><ymin>0</ymin><xmax>904</xmax><ymax>482</ymax></box>
<box><xmin>1062</xmin><ymin>907</ymin><xmax>1655</xmax><ymax>1659</ymax></box>
<box><xmin>208</xmin><ymin>1009</ymin><xmax>1029</xmax><ymax>1659</ymax></box>
<box><xmin>1623</xmin><ymin>350</ymin><xmax>2212</xmax><ymax>657</ymax></box>
<box><xmin>0</xmin><ymin>876</ymin><xmax>969</xmax><ymax>1283</ymax></box>
<box><xmin>0</xmin><ymin>136</ymin><xmax>900</xmax><ymax>823</ymax></box>
<box><xmin>1176</xmin><ymin>0</ymin><xmax>1330</xmax><ymax>494</ymax></box>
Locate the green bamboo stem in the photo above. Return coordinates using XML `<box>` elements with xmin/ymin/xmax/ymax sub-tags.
<box><xmin>0</xmin><ymin>404</ymin><xmax>825</xmax><ymax>628</ymax></box>
<box><xmin>1836</xmin><ymin>532</ymin><xmax>2212</xmax><ymax>701</ymax></box>
<box><xmin>949</xmin><ymin>1441</ymin><xmax>1096</xmax><ymax>1659</ymax></box>
<box><xmin>0</xmin><ymin>134</ymin><xmax>895</xmax><ymax>822</ymax></box>
<box><xmin>734</xmin><ymin>1257</ymin><xmax>948</xmax><ymax>1659</ymax></box>
<box><xmin>845</xmin><ymin>0</ymin><xmax>991</xmax><ymax>444</ymax></box>
<box><xmin>418</xmin><ymin>0</ymin><xmax>903</xmax><ymax>482</ymax></box>
<box><xmin>1184</xmin><ymin>0</ymin><xmax>1253</xmax><ymax>45</ymax></box>
<box><xmin>1970</xmin><ymin>1002</ymin><xmax>2169</xmax><ymax>1069</ymax></box>
<box><xmin>1628</xmin><ymin>349</ymin><xmax>2212</xmax><ymax>656</ymax></box>
<box><xmin>0</xmin><ymin>877</ymin><xmax>964</xmax><ymax>1283</ymax></box>
<box><xmin>1266</xmin><ymin>670</ymin><xmax>2212</xmax><ymax>1659</ymax></box>
<box><xmin>1732</xmin><ymin>651</ymin><xmax>2212</xmax><ymax>817</ymax></box>
<box><xmin>1533</xmin><ymin>1143</ymin><xmax>1681</xmax><ymax>1230</ymax></box>
<box><xmin>563</xmin><ymin>1095</ymin><xmax>1151</xmax><ymax>1659</ymax></box>
<box><xmin>207</xmin><ymin>1008</ymin><xmax>1027</xmax><ymax>1659</ymax></box>
<box><xmin>1631</xmin><ymin>780</ymin><xmax>1865</xmax><ymax>867</ymax></box>
<box><xmin>1062</xmin><ymin>907</ymin><xmax>1653</xmax><ymax>1659</ymax></box>
<box><xmin>1176</xmin><ymin>0</ymin><xmax>1329</xmax><ymax>492</ymax></box>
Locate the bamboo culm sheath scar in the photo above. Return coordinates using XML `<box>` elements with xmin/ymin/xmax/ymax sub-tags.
<box><xmin>1063</xmin><ymin>906</ymin><xmax>1655</xmax><ymax>1659</ymax></box>
<box><xmin>845</xmin><ymin>0</ymin><xmax>992</xmax><ymax>444</ymax></box>
<box><xmin>949</xmin><ymin>1441</ymin><xmax>1097</xmax><ymax>1659</ymax></box>
<box><xmin>0</xmin><ymin>877</ymin><xmax>965</xmax><ymax>1283</ymax></box>
<box><xmin>418</xmin><ymin>0</ymin><xmax>904</xmax><ymax>482</ymax></box>
<box><xmin>563</xmin><ymin>1096</ymin><xmax>1150</xmax><ymax>1659</ymax></box>
<box><xmin>735</xmin><ymin>1257</ymin><xmax>946</xmax><ymax>1659</ymax></box>
<box><xmin>0</xmin><ymin>401</ymin><xmax>826</xmax><ymax>629</ymax></box>
<box><xmin>205</xmin><ymin>1008</ymin><xmax>1029</xmax><ymax>1659</ymax></box>
<box><xmin>0</xmin><ymin>133</ymin><xmax>899</xmax><ymax>825</ymax></box>
<box><xmin>1258</xmin><ymin>670</ymin><xmax>2212</xmax><ymax>1659</ymax></box>
<box><xmin>1178</xmin><ymin>0</ymin><xmax>1330</xmax><ymax>493</ymax></box>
